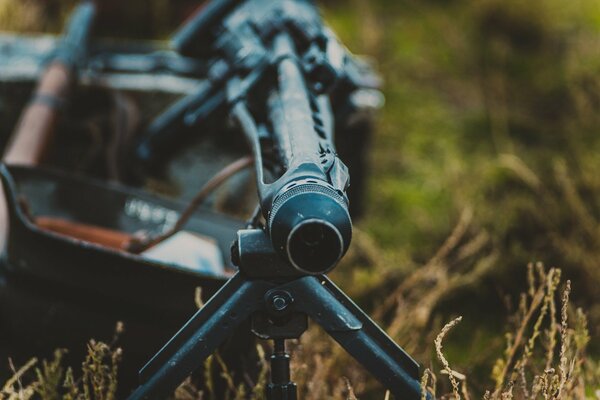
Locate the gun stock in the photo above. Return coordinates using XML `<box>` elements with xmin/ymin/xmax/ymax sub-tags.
<box><xmin>3</xmin><ymin>1</ymin><xmax>96</xmax><ymax>166</ymax></box>
<box><xmin>3</xmin><ymin>63</ymin><xmax>71</xmax><ymax>165</ymax></box>
<box><xmin>1</xmin><ymin>2</ymin><xmax>96</xmax><ymax>252</ymax></box>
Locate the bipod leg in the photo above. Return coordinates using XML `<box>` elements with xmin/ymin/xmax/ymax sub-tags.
<box><xmin>278</xmin><ymin>275</ymin><xmax>426</xmax><ymax>400</ymax></box>
<box><xmin>128</xmin><ymin>273</ymin><xmax>272</xmax><ymax>400</ymax></box>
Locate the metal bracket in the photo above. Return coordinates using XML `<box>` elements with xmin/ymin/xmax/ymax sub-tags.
<box><xmin>127</xmin><ymin>271</ymin><xmax>424</xmax><ymax>400</ymax></box>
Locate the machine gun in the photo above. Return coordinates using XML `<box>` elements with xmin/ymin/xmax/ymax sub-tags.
<box><xmin>128</xmin><ymin>1</ymin><xmax>426</xmax><ymax>399</ymax></box>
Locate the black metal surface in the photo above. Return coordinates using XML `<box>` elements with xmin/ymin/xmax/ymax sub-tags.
<box><xmin>127</xmin><ymin>271</ymin><xmax>425</xmax><ymax>399</ymax></box>
<box><xmin>129</xmin><ymin>273</ymin><xmax>271</xmax><ymax>399</ymax></box>
<box><xmin>134</xmin><ymin>0</ymin><xmax>373</xmax><ymax>273</ymax></box>
<box><xmin>302</xmin><ymin>276</ymin><xmax>423</xmax><ymax>399</ymax></box>
<box><xmin>133</xmin><ymin>0</ymin><xmax>375</xmax><ymax>217</ymax></box>
<box><xmin>256</xmin><ymin>33</ymin><xmax>352</xmax><ymax>275</ymax></box>
<box><xmin>251</xmin><ymin>312</ymin><xmax>308</xmax><ymax>340</ymax></box>
<box><xmin>134</xmin><ymin>76</ymin><xmax>228</xmax><ymax>169</ymax></box>
<box><xmin>266</xmin><ymin>340</ymin><xmax>297</xmax><ymax>400</ymax></box>
<box><xmin>235</xmin><ymin>229</ymin><xmax>304</xmax><ymax>279</ymax></box>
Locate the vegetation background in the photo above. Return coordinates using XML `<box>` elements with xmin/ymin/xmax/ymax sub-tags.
<box><xmin>0</xmin><ymin>0</ymin><xmax>599</xmax><ymax>398</ymax></box>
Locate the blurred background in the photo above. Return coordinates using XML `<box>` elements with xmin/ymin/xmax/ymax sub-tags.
<box><xmin>1</xmin><ymin>0</ymin><xmax>600</xmax><ymax>398</ymax></box>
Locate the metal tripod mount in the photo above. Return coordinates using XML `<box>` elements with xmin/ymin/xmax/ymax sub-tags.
<box><xmin>127</xmin><ymin>229</ymin><xmax>425</xmax><ymax>400</ymax></box>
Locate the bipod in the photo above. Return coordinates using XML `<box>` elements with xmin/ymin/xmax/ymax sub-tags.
<box><xmin>127</xmin><ymin>230</ymin><xmax>425</xmax><ymax>400</ymax></box>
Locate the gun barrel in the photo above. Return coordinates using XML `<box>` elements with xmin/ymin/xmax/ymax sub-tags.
<box><xmin>269</xmin><ymin>54</ymin><xmax>321</xmax><ymax>168</ymax></box>
<box><xmin>263</xmin><ymin>34</ymin><xmax>352</xmax><ymax>275</ymax></box>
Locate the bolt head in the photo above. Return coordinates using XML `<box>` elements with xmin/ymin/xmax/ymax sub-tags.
<box><xmin>272</xmin><ymin>295</ymin><xmax>288</xmax><ymax>311</ymax></box>
<box><xmin>266</xmin><ymin>290</ymin><xmax>294</xmax><ymax>314</ymax></box>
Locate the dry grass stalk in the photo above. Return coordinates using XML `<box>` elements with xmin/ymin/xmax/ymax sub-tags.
<box><xmin>421</xmin><ymin>368</ymin><xmax>434</xmax><ymax>400</ymax></box>
<box><xmin>435</xmin><ymin>316</ymin><xmax>463</xmax><ymax>400</ymax></box>
<box><xmin>174</xmin><ymin>344</ymin><xmax>271</xmax><ymax>400</ymax></box>
<box><xmin>0</xmin><ymin>324</ymin><xmax>122</xmax><ymax>400</ymax></box>
<box><xmin>80</xmin><ymin>340</ymin><xmax>122</xmax><ymax>400</ymax></box>
<box><xmin>508</xmin><ymin>268</ymin><xmax>561</xmax><ymax>395</ymax></box>
<box><xmin>343</xmin><ymin>377</ymin><xmax>358</xmax><ymax>400</ymax></box>
<box><xmin>2</xmin><ymin>264</ymin><xmax>597</xmax><ymax>400</ymax></box>
<box><xmin>555</xmin><ymin>280</ymin><xmax>571</xmax><ymax>399</ymax></box>
<box><xmin>1</xmin><ymin>358</ymin><xmax>38</xmax><ymax>399</ymax></box>
<box><xmin>250</xmin><ymin>344</ymin><xmax>269</xmax><ymax>399</ymax></box>
<box><xmin>431</xmin><ymin>265</ymin><xmax>592</xmax><ymax>400</ymax></box>
<box><xmin>372</xmin><ymin>205</ymin><xmax>498</xmax><ymax>359</ymax></box>
<box><xmin>491</xmin><ymin>265</ymin><xmax>556</xmax><ymax>394</ymax></box>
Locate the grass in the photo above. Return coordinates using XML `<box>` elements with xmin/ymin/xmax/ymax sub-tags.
<box><xmin>1</xmin><ymin>339</ymin><xmax>122</xmax><ymax>400</ymax></box>
<box><xmin>1</xmin><ymin>0</ymin><xmax>600</xmax><ymax>398</ymax></box>
<box><xmin>1</xmin><ymin>264</ymin><xmax>596</xmax><ymax>399</ymax></box>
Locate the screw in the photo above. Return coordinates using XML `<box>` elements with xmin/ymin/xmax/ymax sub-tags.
<box><xmin>272</xmin><ymin>295</ymin><xmax>288</xmax><ymax>311</ymax></box>
<box><xmin>266</xmin><ymin>290</ymin><xmax>294</xmax><ymax>313</ymax></box>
